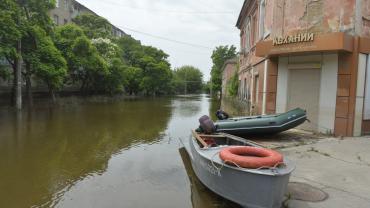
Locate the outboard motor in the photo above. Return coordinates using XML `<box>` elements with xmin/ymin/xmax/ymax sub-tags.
<box><xmin>198</xmin><ymin>115</ymin><xmax>216</xmax><ymax>134</ymax></box>
<box><xmin>216</xmin><ymin>109</ymin><xmax>230</xmax><ymax>120</ymax></box>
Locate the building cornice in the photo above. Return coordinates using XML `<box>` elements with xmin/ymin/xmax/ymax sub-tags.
<box><xmin>236</xmin><ymin>0</ymin><xmax>256</xmax><ymax>29</ymax></box>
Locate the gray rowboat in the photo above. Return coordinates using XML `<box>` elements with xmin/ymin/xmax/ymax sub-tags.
<box><xmin>184</xmin><ymin>131</ymin><xmax>295</xmax><ymax>208</ymax></box>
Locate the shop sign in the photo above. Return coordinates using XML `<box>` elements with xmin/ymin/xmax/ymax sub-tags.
<box><xmin>273</xmin><ymin>33</ymin><xmax>314</xmax><ymax>46</ymax></box>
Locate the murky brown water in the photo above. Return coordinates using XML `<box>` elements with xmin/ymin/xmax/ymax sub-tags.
<box><xmin>0</xmin><ymin>95</ymin><xmax>242</xmax><ymax>208</ymax></box>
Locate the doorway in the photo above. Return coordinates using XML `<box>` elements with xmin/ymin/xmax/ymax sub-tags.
<box><xmin>287</xmin><ymin>69</ymin><xmax>321</xmax><ymax>131</ymax></box>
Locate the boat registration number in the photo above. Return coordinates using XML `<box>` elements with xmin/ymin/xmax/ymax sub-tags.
<box><xmin>199</xmin><ymin>159</ymin><xmax>221</xmax><ymax>177</ymax></box>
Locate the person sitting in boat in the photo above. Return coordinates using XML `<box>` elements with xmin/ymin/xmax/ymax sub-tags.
<box><xmin>216</xmin><ymin>109</ymin><xmax>229</xmax><ymax>120</ymax></box>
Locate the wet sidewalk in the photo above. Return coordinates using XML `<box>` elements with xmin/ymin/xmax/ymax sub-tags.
<box><xmin>258</xmin><ymin>131</ymin><xmax>370</xmax><ymax>208</ymax></box>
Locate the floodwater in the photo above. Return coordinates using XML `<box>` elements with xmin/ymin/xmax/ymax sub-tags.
<box><xmin>0</xmin><ymin>95</ymin><xmax>241</xmax><ymax>208</ymax></box>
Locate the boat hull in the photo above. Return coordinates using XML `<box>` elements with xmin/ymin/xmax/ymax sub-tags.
<box><xmin>186</xmin><ymin>138</ymin><xmax>293</xmax><ymax>208</ymax></box>
<box><xmin>215</xmin><ymin>108</ymin><xmax>307</xmax><ymax>136</ymax></box>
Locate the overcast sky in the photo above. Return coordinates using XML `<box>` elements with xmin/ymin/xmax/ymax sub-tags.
<box><xmin>77</xmin><ymin>0</ymin><xmax>243</xmax><ymax>81</ymax></box>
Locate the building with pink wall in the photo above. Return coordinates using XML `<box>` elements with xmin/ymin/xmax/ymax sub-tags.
<box><xmin>236</xmin><ymin>0</ymin><xmax>370</xmax><ymax>136</ymax></box>
<box><xmin>221</xmin><ymin>58</ymin><xmax>238</xmax><ymax>97</ymax></box>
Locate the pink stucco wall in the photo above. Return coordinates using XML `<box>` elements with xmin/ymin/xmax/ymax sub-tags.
<box><xmin>269</xmin><ymin>0</ymin><xmax>357</xmax><ymax>36</ymax></box>
<box><xmin>222</xmin><ymin>62</ymin><xmax>237</xmax><ymax>97</ymax></box>
<box><xmin>362</xmin><ymin>0</ymin><xmax>370</xmax><ymax>37</ymax></box>
<box><xmin>238</xmin><ymin>0</ymin><xmax>368</xmax><ymax>75</ymax></box>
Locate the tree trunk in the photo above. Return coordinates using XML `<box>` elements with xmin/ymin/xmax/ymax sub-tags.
<box><xmin>11</xmin><ymin>64</ymin><xmax>16</xmax><ymax>106</ymax></box>
<box><xmin>80</xmin><ymin>75</ymin><xmax>89</xmax><ymax>94</ymax></box>
<box><xmin>50</xmin><ymin>89</ymin><xmax>56</xmax><ymax>103</ymax></box>
<box><xmin>25</xmin><ymin>62</ymin><xmax>33</xmax><ymax>107</ymax></box>
<box><xmin>15</xmin><ymin>39</ymin><xmax>22</xmax><ymax>110</ymax></box>
<box><xmin>48</xmin><ymin>83</ymin><xmax>56</xmax><ymax>103</ymax></box>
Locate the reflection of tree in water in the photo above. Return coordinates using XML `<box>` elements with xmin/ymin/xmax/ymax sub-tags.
<box><xmin>0</xmin><ymin>98</ymin><xmax>172</xmax><ymax>208</ymax></box>
<box><xmin>174</xmin><ymin>97</ymin><xmax>202</xmax><ymax>117</ymax></box>
<box><xmin>178</xmin><ymin>147</ymin><xmax>240</xmax><ymax>208</ymax></box>
<box><xmin>208</xmin><ymin>97</ymin><xmax>221</xmax><ymax>121</ymax></box>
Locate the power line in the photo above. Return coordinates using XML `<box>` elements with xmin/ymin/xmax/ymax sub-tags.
<box><xmin>120</xmin><ymin>26</ymin><xmax>213</xmax><ymax>50</ymax></box>
<box><xmin>99</xmin><ymin>0</ymin><xmax>235</xmax><ymax>15</ymax></box>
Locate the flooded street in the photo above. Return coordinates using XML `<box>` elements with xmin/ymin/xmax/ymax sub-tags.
<box><xmin>0</xmin><ymin>95</ymin><xmax>241</xmax><ymax>208</ymax></box>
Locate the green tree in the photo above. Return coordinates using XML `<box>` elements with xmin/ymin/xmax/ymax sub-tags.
<box><xmin>173</xmin><ymin>65</ymin><xmax>203</xmax><ymax>94</ymax></box>
<box><xmin>227</xmin><ymin>70</ymin><xmax>239</xmax><ymax>97</ymax></box>
<box><xmin>203</xmin><ymin>81</ymin><xmax>211</xmax><ymax>94</ymax></box>
<box><xmin>73</xmin><ymin>13</ymin><xmax>113</xmax><ymax>39</ymax></box>
<box><xmin>92</xmin><ymin>38</ymin><xmax>121</xmax><ymax>61</ymax></box>
<box><xmin>115</xmin><ymin>36</ymin><xmax>143</xmax><ymax>66</ymax></box>
<box><xmin>136</xmin><ymin>46</ymin><xmax>172</xmax><ymax>96</ymax></box>
<box><xmin>0</xmin><ymin>65</ymin><xmax>11</xmax><ymax>81</ymax></box>
<box><xmin>115</xmin><ymin>36</ymin><xmax>173</xmax><ymax>96</ymax></box>
<box><xmin>20</xmin><ymin>0</ymin><xmax>55</xmax><ymax>32</ymax></box>
<box><xmin>124</xmin><ymin>66</ymin><xmax>143</xmax><ymax>95</ymax></box>
<box><xmin>139</xmin><ymin>56</ymin><xmax>172</xmax><ymax>96</ymax></box>
<box><xmin>143</xmin><ymin>46</ymin><xmax>169</xmax><ymax>63</ymax></box>
<box><xmin>26</xmin><ymin>26</ymin><xmax>67</xmax><ymax>101</ymax></box>
<box><xmin>0</xmin><ymin>0</ymin><xmax>56</xmax><ymax>106</ymax></box>
<box><xmin>0</xmin><ymin>0</ymin><xmax>21</xmax><ymax>67</ymax></box>
<box><xmin>210</xmin><ymin>45</ymin><xmax>237</xmax><ymax>97</ymax></box>
<box><xmin>72</xmin><ymin>36</ymin><xmax>109</xmax><ymax>92</ymax></box>
<box><xmin>54</xmin><ymin>24</ymin><xmax>108</xmax><ymax>93</ymax></box>
<box><xmin>103</xmin><ymin>58</ymin><xmax>127</xmax><ymax>94</ymax></box>
<box><xmin>91</xmin><ymin>38</ymin><xmax>127</xmax><ymax>94</ymax></box>
<box><xmin>0</xmin><ymin>0</ymin><xmax>22</xmax><ymax>107</ymax></box>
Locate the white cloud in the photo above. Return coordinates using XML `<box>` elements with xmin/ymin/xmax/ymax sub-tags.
<box><xmin>77</xmin><ymin>0</ymin><xmax>243</xmax><ymax>80</ymax></box>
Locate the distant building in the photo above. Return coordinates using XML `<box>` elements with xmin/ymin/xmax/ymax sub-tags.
<box><xmin>49</xmin><ymin>0</ymin><xmax>126</xmax><ymax>37</ymax></box>
<box><xmin>221</xmin><ymin>58</ymin><xmax>238</xmax><ymax>97</ymax></box>
<box><xmin>236</xmin><ymin>0</ymin><xmax>370</xmax><ymax>136</ymax></box>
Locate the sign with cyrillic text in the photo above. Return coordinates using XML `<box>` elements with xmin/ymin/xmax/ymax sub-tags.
<box><xmin>273</xmin><ymin>33</ymin><xmax>314</xmax><ymax>46</ymax></box>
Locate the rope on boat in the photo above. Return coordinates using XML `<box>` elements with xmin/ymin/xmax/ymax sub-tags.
<box><xmin>210</xmin><ymin>151</ymin><xmax>286</xmax><ymax>175</ymax></box>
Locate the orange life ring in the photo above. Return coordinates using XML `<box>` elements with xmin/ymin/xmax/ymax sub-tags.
<box><xmin>219</xmin><ymin>146</ymin><xmax>283</xmax><ymax>169</ymax></box>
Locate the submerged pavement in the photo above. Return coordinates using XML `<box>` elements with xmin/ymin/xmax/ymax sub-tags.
<box><xmin>263</xmin><ymin>132</ymin><xmax>370</xmax><ymax>208</ymax></box>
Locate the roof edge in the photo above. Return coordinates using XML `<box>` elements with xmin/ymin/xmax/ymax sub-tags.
<box><xmin>236</xmin><ymin>0</ymin><xmax>250</xmax><ymax>29</ymax></box>
<box><xmin>222</xmin><ymin>57</ymin><xmax>238</xmax><ymax>71</ymax></box>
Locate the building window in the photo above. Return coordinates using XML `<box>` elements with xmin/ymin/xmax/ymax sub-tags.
<box><xmin>56</xmin><ymin>0</ymin><xmax>59</xmax><ymax>8</ymax></box>
<box><xmin>251</xmin><ymin>10</ymin><xmax>258</xmax><ymax>46</ymax></box>
<box><xmin>245</xmin><ymin>18</ymin><xmax>251</xmax><ymax>51</ymax></box>
<box><xmin>259</xmin><ymin>0</ymin><xmax>266</xmax><ymax>39</ymax></box>
<box><xmin>64</xmin><ymin>0</ymin><xmax>68</xmax><ymax>10</ymax></box>
<box><xmin>64</xmin><ymin>19</ymin><xmax>68</xmax><ymax>24</ymax></box>
<box><xmin>53</xmin><ymin>15</ymin><xmax>59</xmax><ymax>25</ymax></box>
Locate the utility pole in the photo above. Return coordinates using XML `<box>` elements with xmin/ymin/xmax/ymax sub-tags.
<box><xmin>15</xmin><ymin>9</ymin><xmax>22</xmax><ymax>110</ymax></box>
<box><xmin>15</xmin><ymin>39</ymin><xmax>22</xmax><ymax>110</ymax></box>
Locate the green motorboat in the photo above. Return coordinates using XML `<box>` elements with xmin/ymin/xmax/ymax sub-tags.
<box><xmin>198</xmin><ymin>108</ymin><xmax>307</xmax><ymax>136</ymax></box>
